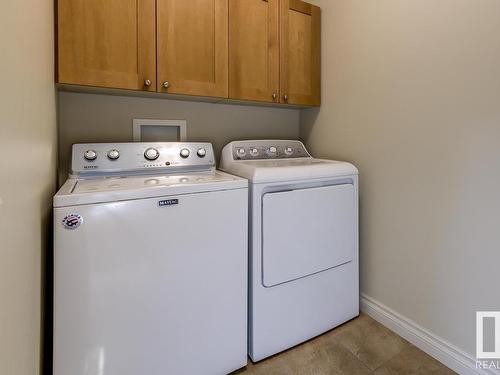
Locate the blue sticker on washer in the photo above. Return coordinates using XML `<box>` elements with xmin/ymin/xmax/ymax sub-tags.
<box><xmin>62</xmin><ymin>214</ymin><xmax>83</xmax><ymax>229</ymax></box>
<box><xmin>159</xmin><ymin>199</ymin><xmax>179</xmax><ymax>207</ymax></box>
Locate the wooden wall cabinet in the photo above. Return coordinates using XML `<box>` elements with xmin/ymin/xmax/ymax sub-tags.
<box><xmin>228</xmin><ymin>0</ymin><xmax>320</xmax><ymax>106</ymax></box>
<box><xmin>229</xmin><ymin>0</ymin><xmax>280</xmax><ymax>103</ymax></box>
<box><xmin>57</xmin><ymin>0</ymin><xmax>156</xmax><ymax>92</ymax></box>
<box><xmin>280</xmin><ymin>0</ymin><xmax>321</xmax><ymax>106</ymax></box>
<box><xmin>57</xmin><ymin>0</ymin><xmax>320</xmax><ymax>106</ymax></box>
<box><xmin>157</xmin><ymin>0</ymin><xmax>228</xmax><ymax>97</ymax></box>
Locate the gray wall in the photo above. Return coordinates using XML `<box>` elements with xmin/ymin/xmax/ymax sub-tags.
<box><xmin>0</xmin><ymin>1</ymin><xmax>57</xmax><ymax>374</ymax></box>
<box><xmin>302</xmin><ymin>0</ymin><xmax>500</xmax><ymax>357</ymax></box>
<box><xmin>58</xmin><ymin>92</ymin><xmax>299</xmax><ymax>183</ymax></box>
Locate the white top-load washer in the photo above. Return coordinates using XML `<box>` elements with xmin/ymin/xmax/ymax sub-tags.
<box><xmin>220</xmin><ymin>140</ymin><xmax>359</xmax><ymax>362</ymax></box>
<box><xmin>54</xmin><ymin>142</ymin><xmax>248</xmax><ymax>375</ymax></box>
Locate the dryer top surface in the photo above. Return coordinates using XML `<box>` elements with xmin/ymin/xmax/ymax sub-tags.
<box><xmin>220</xmin><ymin>140</ymin><xmax>358</xmax><ymax>183</ymax></box>
<box><xmin>220</xmin><ymin>158</ymin><xmax>358</xmax><ymax>183</ymax></box>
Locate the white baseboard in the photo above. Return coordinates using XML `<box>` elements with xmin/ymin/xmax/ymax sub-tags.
<box><xmin>360</xmin><ymin>294</ymin><xmax>500</xmax><ymax>375</ymax></box>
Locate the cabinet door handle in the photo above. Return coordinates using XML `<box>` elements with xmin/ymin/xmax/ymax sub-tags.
<box><xmin>272</xmin><ymin>92</ymin><xmax>278</xmax><ymax>101</ymax></box>
<box><xmin>144</xmin><ymin>79</ymin><xmax>152</xmax><ymax>87</ymax></box>
<box><xmin>162</xmin><ymin>81</ymin><xmax>170</xmax><ymax>89</ymax></box>
<box><xmin>283</xmin><ymin>94</ymin><xmax>289</xmax><ymax>102</ymax></box>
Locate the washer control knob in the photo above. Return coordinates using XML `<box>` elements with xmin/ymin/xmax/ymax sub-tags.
<box><xmin>237</xmin><ymin>148</ymin><xmax>246</xmax><ymax>157</ymax></box>
<box><xmin>84</xmin><ymin>150</ymin><xmax>97</xmax><ymax>161</ymax></box>
<box><xmin>284</xmin><ymin>147</ymin><xmax>293</xmax><ymax>156</ymax></box>
<box><xmin>180</xmin><ymin>148</ymin><xmax>190</xmax><ymax>158</ymax></box>
<box><xmin>250</xmin><ymin>148</ymin><xmax>259</xmax><ymax>157</ymax></box>
<box><xmin>107</xmin><ymin>149</ymin><xmax>120</xmax><ymax>160</ymax></box>
<box><xmin>196</xmin><ymin>148</ymin><xmax>206</xmax><ymax>158</ymax></box>
<box><xmin>144</xmin><ymin>147</ymin><xmax>160</xmax><ymax>161</ymax></box>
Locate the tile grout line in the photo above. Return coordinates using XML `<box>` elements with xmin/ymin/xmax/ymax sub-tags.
<box><xmin>331</xmin><ymin>314</ymin><xmax>413</xmax><ymax>373</ymax></box>
<box><xmin>369</xmin><ymin>344</ymin><xmax>410</xmax><ymax>374</ymax></box>
<box><xmin>331</xmin><ymin>337</ymin><xmax>375</xmax><ymax>373</ymax></box>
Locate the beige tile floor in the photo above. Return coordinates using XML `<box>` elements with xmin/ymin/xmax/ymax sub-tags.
<box><xmin>236</xmin><ymin>314</ymin><xmax>455</xmax><ymax>375</ymax></box>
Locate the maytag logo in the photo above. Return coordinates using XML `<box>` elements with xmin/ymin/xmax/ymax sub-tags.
<box><xmin>159</xmin><ymin>199</ymin><xmax>179</xmax><ymax>207</ymax></box>
<box><xmin>84</xmin><ymin>165</ymin><xmax>98</xmax><ymax>169</ymax></box>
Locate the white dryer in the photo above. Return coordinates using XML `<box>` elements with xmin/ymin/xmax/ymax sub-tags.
<box><xmin>54</xmin><ymin>142</ymin><xmax>248</xmax><ymax>375</ymax></box>
<box><xmin>220</xmin><ymin>140</ymin><xmax>359</xmax><ymax>362</ymax></box>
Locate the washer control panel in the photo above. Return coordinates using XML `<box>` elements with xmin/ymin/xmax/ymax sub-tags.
<box><xmin>72</xmin><ymin>142</ymin><xmax>215</xmax><ymax>176</ymax></box>
<box><xmin>231</xmin><ymin>140</ymin><xmax>310</xmax><ymax>160</ymax></box>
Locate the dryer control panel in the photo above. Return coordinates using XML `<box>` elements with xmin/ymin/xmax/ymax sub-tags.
<box><xmin>229</xmin><ymin>140</ymin><xmax>311</xmax><ymax>160</ymax></box>
<box><xmin>71</xmin><ymin>142</ymin><xmax>215</xmax><ymax>176</ymax></box>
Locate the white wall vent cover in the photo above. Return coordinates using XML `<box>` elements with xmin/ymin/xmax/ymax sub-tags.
<box><xmin>133</xmin><ymin>119</ymin><xmax>187</xmax><ymax>142</ymax></box>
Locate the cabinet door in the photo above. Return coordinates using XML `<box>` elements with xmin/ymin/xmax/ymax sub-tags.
<box><xmin>57</xmin><ymin>0</ymin><xmax>156</xmax><ymax>91</ymax></box>
<box><xmin>157</xmin><ymin>0</ymin><xmax>229</xmax><ymax>98</ymax></box>
<box><xmin>280</xmin><ymin>0</ymin><xmax>321</xmax><ymax>106</ymax></box>
<box><xmin>229</xmin><ymin>0</ymin><xmax>279</xmax><ymax>103</ymax></box>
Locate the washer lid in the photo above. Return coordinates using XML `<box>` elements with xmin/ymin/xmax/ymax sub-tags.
<box><xmin>54</xmin><ymin>170</ymin><xmax>247</xmax><ymax>207</ymax></box>
<box><xmin>220</xmin><ymin>158</ymin><xmax>358</xmax><ymax>183</ymax></box>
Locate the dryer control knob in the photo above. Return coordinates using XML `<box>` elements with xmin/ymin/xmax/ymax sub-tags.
<box><xmin>250</xmin><ymin>148</ymin><xmax>259</xmax><ymax>157</ymax></box>
<box><xmin>84</xmin><ymin>150</ymin><xmax>97</xmax><ymax>161</ymax></box>
<box><xmin>284</xmin><ymin>147</ymin><xmax>293</xmax><ymax>155</ymax></box>
<box><xmin>180</xmin><ymin>148</ymin><xmax>190</xmax><ymax>158</ymax></box>
<box><xmin>267</xmin><ymin>146</ymin><xmax>277</xmax><ymax>156</ymax></box>
<box><xmin>144</xmin><ymin>147</ymin><xmax>160</xmax><ymax>161</ymax></box>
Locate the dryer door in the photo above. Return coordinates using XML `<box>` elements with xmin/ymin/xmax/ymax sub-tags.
<box><xmin>262</xmin><ymin>184</ymin><xmax>355</xmax><ymax>287</ymax></box>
